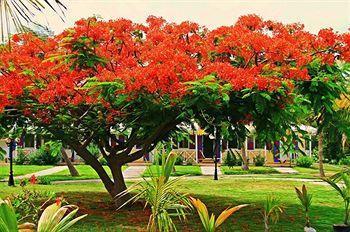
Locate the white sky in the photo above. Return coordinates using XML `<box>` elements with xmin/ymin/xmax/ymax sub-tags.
<box><xmin>35</xmin><ymin>0</ymin><xmax>350</xmax><ymax>34</ymax></box>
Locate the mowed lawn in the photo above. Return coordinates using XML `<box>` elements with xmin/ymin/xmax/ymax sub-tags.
<box><xmin>0</xmin><ymin>164</ymin><xmax>53</xmax><ymax>180</ymax></box>
<box><xmin>44</xmin><ymin>165</ymin><xmax>128</xmax><ymax>181</ymax></box>
<box><xmin>142</xmin><ymin>165</ymin><xmax>202</xmax><ymax>177</ymax></box>
<box><xmin>0</xmin><ymin>176</ymin><xmax>344</xmax><ymax>231</ymax></box>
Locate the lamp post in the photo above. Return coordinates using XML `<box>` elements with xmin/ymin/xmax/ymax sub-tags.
<box><xmin>213</xmin><ymin>127</ymin><xmax>221</xmax><ymax>181</ymax></box>
<box><xmin>6</xmin><ymin>138</ymin><xmax>15</xmax><ymax>186</ymax></box>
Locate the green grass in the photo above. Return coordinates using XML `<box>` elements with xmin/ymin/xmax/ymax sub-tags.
<box><xmin>142</xmin><ymin>165</ymin><xmax>202</xmax><ymax>177</ymax></box>
<box><xmin>221</xmin><ymin>166</ymin><xmax>279</xmax><ymax>175</ymax></box>
<box><xmin>293</xmin><ymin>163</ymin><xmax>347</xmax><ymax>179</ymax></box>
<box><xmin>0</xmin><ymin>165</ymin><xmax>53</xmax><ymax>180</ymax></box>
<box><xmin>0</xmin><ymin>176</ymin><xmax>344</xmax><ymax>231</ymax></box>
<box><xmin>44</xmin><ymin>165</ymin><xmax>128</xmax><ymax>181</ymax></box>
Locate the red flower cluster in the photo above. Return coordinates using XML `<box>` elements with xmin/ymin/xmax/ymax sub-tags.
<box><xmin>0</xmin><ymin>14</ymin><xmax>348</xmax><ymax>119</ymax></box>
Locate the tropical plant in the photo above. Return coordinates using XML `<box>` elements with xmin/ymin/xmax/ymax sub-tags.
<box><xmin>190</xmin><ymin>197</ymin><xmax>247</xmax><ymax>232</ymax></box>
<box><xmin>14</xmin><ymin>148</ymin><xmax>29</xmax><ymax>165</ymax></box>
<box><xmin>262</xmin><ymin>195</ymin><xmax>285</xmax><ymax>232</ymax></box>
<box><xmin>0</xmin><ymin>0</ymin><xmax>66</xmax><ymax>42</ymax></box>
<box><xmin>296</xmin><ymin>156</ymin><xmax>314</xmax><ymax>168</ymax></box>
<box><xmin>118</xmin><ymin>152</ymin><xmax>191</xmax><ymax>232</ymax></box>
<box><xmin>253</xmin><ymin>153</ymin><xmax>265</xmax><ymax>166</ymax></box>
<box><xmin>36</xmin><ymin>199</ymin><xmax>87</xmax><ymax>232</ymax></box>
<box><xmin>0</xmin><ymin>199</ymin><xmax>18</xmax><ymax>232</ymax></box>
<box><xmin>323</xmin><ymin>173</ymin><xmax>350</xmax><ymax>225</ymax></box>
<box><xmin>224</xmin><ymin>150</ymin><xmax>241</xmax><ymax>168</ymax></box>
<box><xmin>295</xmin><ymin>185</ymin><xmax>313</xmax><ymax>228</ymax></box>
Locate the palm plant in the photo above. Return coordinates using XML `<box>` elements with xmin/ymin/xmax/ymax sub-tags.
<box><xmin>262</xmin><ymin>195</ymin><xmax>285</xmax><ymax>232</ymax></box>
<box><xmin>0</xmin><ymin>198</ymin><xmax>87</xmax><ymax>232</ymax></box>
<box><xmin>118</xmin><ymin>152</ymin><xmax>191</xmax><ymax>232</ymax></box>
<box><xmin>0</xmin><ymin>0</ymin><xmax>66</xmax><ymax>42</ymax></box>
<box><xmin>323</xmin><ymin>173</ymin><xmax>350</xmax><ymax>225</ymax></box>
<box><xmin>295</xmin><ymin>185</ymin><xmax>313</xmax><ymax>228</ymax></box>
<box><xmin>190</xmin><ymin>197</ymin><xmax>247</xmax><ymax>232</ymax></box>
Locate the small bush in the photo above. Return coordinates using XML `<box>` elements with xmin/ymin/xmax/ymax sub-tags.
<box><xmin>15</xmin><ymin>149</ymin><xmax>30</xmax><ymax>165</ymax></box>
<box><xmin>99</xmin><ymin>157</ymin><xmax>108</xmax><ymax>165</ymax></box>
<box><xmin>339</xmin><ymin>156</ymin><xmax>350</xmax><ymax>165</ymax></box>
<box><xmin>38</xmin><ymin>176</ymin><xmax>52</xmax><ymax>185</ymax></box>
<box><xmin>175</xmin><ymin>155</ymin><xmax>184</xmax><ymax>165</ymax></box>
<box><xmin>296</xmin><ymin>156</ymin><xmax>314</xmax><ymax>168</ymax></box>
<box><xmin>224</xmin><ymin>150</ymin><xmax>242</xmax><ymax>168</ymax></box>
<box><xmin>253</xmin><ymin>154</ymin><xmax>265</xmax><ymax>166</ymax></box>
<box><xmin>28</xmin><ymin>146</ymin><xmax>61</xmax><ymax>165</ymax></box>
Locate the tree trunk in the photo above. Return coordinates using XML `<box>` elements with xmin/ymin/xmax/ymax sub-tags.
<box><xmin>241</xmin><ymin>140</ymin><xmax>249</xmax><ymax>170</ymax></box>
<box><xmin>318</xmin><ymin>131</ymin><xmax>325</xmax><ymax>177</ymax></box>
<box><xmin>61</xmin><ymin>148</ymin><xmax>79</xmax><ymax>177</ymax></box>
<box><xmin>110</xmin><ymin>163</ymin><xmax>130</xmax><ymax>207</ymax></box>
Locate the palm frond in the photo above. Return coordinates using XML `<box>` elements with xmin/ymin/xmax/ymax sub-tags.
<box><xmin>0</xmin><ymin>0</ymin><xmax>66</xmax><ymax>42</ymax></box>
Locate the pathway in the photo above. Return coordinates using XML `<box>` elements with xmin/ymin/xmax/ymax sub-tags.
<box><xmin>7</xmin><ymin>166</ymin><xmax>68</xmax><ymax>181</ymax></box>
<box><xmin>273</xmin><ymin>167</ymin><xmax>299</xmax><ymax>174</ymax></box>
<box><xmin>200</xmin><ymin>165</ymin><xmax>222</xmax><ymax>176</ymax></box>
<box><xmin>122</xmin><ymin>165</ymin><xmax>147</xmax><ymax>179</ymax></box>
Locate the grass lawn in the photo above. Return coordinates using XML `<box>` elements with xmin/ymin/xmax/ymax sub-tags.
<box><xmin>293</xmin><ymin>163</ymin><xmax>347</xmax><ymax>179</ymax></box>
<box><xmin>0</xmin><ymin>165</ymin><xmax>53</xmax><ymax>180</ymax></box>
<box><xmin>142</xmin><ymin>165</ymin><xmax>202</xmax><ymax>177</ymax></box>
<box><xmin>44</xmin><ymin>165</ymin><xmax>128</xmax><ymax>181</ymax></box>
<box><xmin>221</xmin><ymin>166</ymin><xmax>279</xmax><ymax>175</ymax></box>
<box><xmin>0</xmin><ymin>176</ymin><xmax>344</xmax><ymax>231</ymax></box>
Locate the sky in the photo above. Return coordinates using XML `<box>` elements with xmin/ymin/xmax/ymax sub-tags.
<box><xmin>35</xmin><ymin>0</ymin><xmax>349</xmax><ymax>34</ymax></box>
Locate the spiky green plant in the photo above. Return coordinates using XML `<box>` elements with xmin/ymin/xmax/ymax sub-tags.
<box><xmin>118</xmin><ymin>152</ymin><xmax>191</xmax><ymax>232</ymax></box>
<box><xmin>323</xmin><ymin>173</ymin><xmax>350</xmax><ymax>225</ymax></box>
<box><xmin>262</xmin><ymin>195</ymin><xmax>285</xmax><ymax>232</ymax></box>
<box><xmin>190</xmin><ymin>197</ymin><xmax>247</xmax><ymax>232</ymax></box>
<box><xmin>295</xmin><ymin>184</ymin><xmax>312</xmax><ymax>227</ymax></box>
<box><xmin>0</xmin><ymin>199</ymin><xmax>18</xmax><ymax>232</ymax></box>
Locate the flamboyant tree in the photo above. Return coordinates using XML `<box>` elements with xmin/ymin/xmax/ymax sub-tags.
<box><xmin>0</xmin><ymin>15</ymin><xmax>349</xmax><ymax>205</ymax></box>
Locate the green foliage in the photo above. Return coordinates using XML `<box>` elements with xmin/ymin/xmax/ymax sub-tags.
<box><xmin>0</xmin><ymin>147</ymin><xmax>5</xmax><ymax>161</ymax></box>
<box><xmin>296</xmin><ymin>156</ymin><xmax>314</xmax><ymax>168</ymax></box>
<box><xmin>14</xmin><ymin>149</ymin><xmax>29</xmax><ymax>165</ymax></box>
<box><xmin>185</xmin><ymin>157</ymin><xmax>196</xmax><ymax>166</ymax></box>
<box><xmin>339</xmin><ymin>156</ymin><xmax>350</xmax><ymax>165</ymax></box>
<box><xmin>0</xmin><ymin>199</ymin><xmax>18</xmax><ymax>232</ymax></box>
<box><xmin>223</xmin><ymin>150</ymin><xmax>242</xmax><ymax>168</ymax></box>
<box><xmin>295</xmin><ymin>185</ymin><xmax>312</xmax><ymax>227</ymax></box>
<box><xmin>87</xmin><ymin>144</ymin><xmax>100</xmax><ymax>158</ymax></box>
<box><xmin>8</xmin><ymin>189</ymin><xmax>55</xmax><ymax>223</ymax></box>
<box><xmin>27</xmin><ymin>141</ymin><xmax>62</xmax><ymax>165</ymax></box>
<box><xmin>38</xmin><ymin>176</ymin><xmax>52</xmax><ymax>185</ymax></box>
<box><xmin>119</xmin><ymin>153</ymin><xmax>191</xmax><ymax>232</ymax></box>
<box><xmin>323</xmin><ymin>173</ymin><xmax>350</xmax><ymax>225</ymax></box>
<box><xmin>262</xmin><ymin>195</ymin><xmax>285</xmax><ymax>232</ymax></box>
<box><xmin>253</xmin><ymin>154</ymin><xmax>265</xmax><ymax>167</ymax></box>
<box><xmin>175</xmin><ymin>155</ymin><xmax>184</xmax><ymax>165</ymax></box>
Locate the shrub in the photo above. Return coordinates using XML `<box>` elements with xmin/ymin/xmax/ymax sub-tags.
<box><xmin>14</xmin><ymin>149</ymin><xmax>30</xmax><ymax>165</ymax></box>
<box><xmin>175</xmin><ymin>155</ymin><xmax>184</xmax><ymax>165</ymax></box>
<box><xmin>253</xmin><ymin>154</ymin><xmax>265</xmax><ymax>166</ymax></box>
<box><xmin>296</xmin><ymin>156</ymin><xmax>314</xmax><ymax>168</ymax></box>
<box><xmin>38</xmin><ymin>176</ymin><xmax>52</xmax><ymax>185</ymax></box>
<box><xmin>99</xmin><ymin>157</ymin><xmax>108</xmax><ymax>165</ymax></box>
<box><xmin>8</xmin><ymin>189</ymin><xmax>56</xmax><ymax>223</ymax></box>
<box><xmin>28</xmin><ymin>147</ymin><xmax>61</xmax><ymax>165</ymax></box>
<box><xmin>339</xmin><ymin>156</ymin><xmax>350</xmax><ymax>165</ymax></box>
<box><xmin>185</xmin><ymin>157</ymin><xmax>196</xmax><ymax>166</ymax></box>
<box><xmin>224</xmin><ymin>150</ymin><xmax>242</xmax><ymax>168</ymax></box>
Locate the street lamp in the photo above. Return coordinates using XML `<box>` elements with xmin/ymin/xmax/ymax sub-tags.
<box><xmin>6</xmin><ymin>138</ymin><xmax>16</xmax><ymax>186</ymax></box>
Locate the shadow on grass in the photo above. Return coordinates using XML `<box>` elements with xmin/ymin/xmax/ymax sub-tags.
<box><xmin>59</xmin><ymin>190</ymin><xmax>339</xmax><ymax>232</ymax></box>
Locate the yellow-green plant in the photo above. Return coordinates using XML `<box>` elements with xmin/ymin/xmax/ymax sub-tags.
<box><xmin>37</xmin><ymin>200</ymin><xmax>87</xmax><ymax>232</ymax></box>
<box><xmin>118</xmin><ymin>152</ymin><xmax>191</xmax><ymax>232</ymax></box>
<box><xmin>190</xmin><ymin>197</ymin><xmax>247</xmax><ymax>232</ymax></box>
<box><xmin>262</xmin><ymin>195</ymin><xmax>285</xmax><ymax>232</ymax></box>
<box><xmin>323</xmin><ymin>173</ymin><xmax>350</xmax><ymax>225</ymax></box>
<box><xmin>295</xmin><ymin>185</ymin><xmax>312</xmax><ymax>227</ymax></box>
<box><xmin>0</xmin><ymin>199</ymin><xmax>18</xmax><ymax>232</ymax></box>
